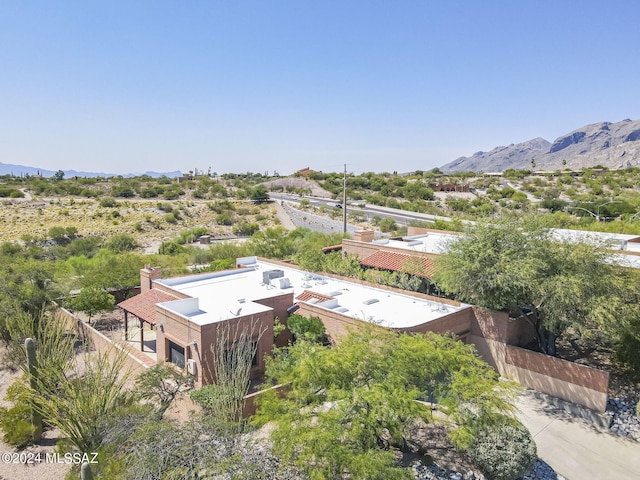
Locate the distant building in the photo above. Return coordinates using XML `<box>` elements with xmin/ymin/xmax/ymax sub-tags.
<box><xmin>295</xmin><ymin>167</ymin><xmax>316</xmax><ymax>177</ymax></box>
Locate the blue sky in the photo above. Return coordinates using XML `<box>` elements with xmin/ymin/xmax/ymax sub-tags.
<box><xmin>1</xmin><ymin>1</ymin><xmax>639</xmax><ymax>175</ymax></box>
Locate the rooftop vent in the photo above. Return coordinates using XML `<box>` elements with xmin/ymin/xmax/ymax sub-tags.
<box><xmin>262</xmin><ymin>269</ymin><xmax>284</xmax><ymax>284</ymax></box>
<box><xmin>335</xmin><ymin>307</ymin><xmax>349</xmax><ymax>313</ymax></box>
<box><xmin>237</xmin><ymin>298</ymin><xmax>246</xmax><ymax>303</ymax></box>
<box><xmin>362</xmin><ymin>298</ymin><xmax>379</xmax><ymax>305</ymax></box>
<box><xmin>327</xmin><ymin>290</ymin><xmax>343</xmax><ymax>296</ymax></box>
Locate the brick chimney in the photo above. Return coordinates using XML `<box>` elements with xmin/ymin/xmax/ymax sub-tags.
<box><xmin>140</xmin><ymin>265</ymin><xmax>161</xmax><ymax>293</ymax></box>
<box><xmin>354</xmin><ymin>229</ymin><xmax>374</xmax><ymax>243</ymax></box>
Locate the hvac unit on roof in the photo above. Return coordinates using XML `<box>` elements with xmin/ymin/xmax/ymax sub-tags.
<box><xmin>273</xmin><ymin>277</ymin><xmax>291</xmax><ymax>289</ymax></box>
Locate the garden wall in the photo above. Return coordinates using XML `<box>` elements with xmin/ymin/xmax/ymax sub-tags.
<box><xmin>469</xmin><ymin>307</ymin><xmax>610</xmax><ymax>413</ymax></box>
<box><xmin>56</xmin><ymin>306</ymin><xmax>150</xmax><ymax>377</ymax></box>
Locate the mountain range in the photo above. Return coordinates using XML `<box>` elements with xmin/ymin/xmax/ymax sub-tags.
<box><xmin>440</xmin><ymin>118</ymin><xmax>640</xmax><ymax>173</ymax></box>
<box><xmin>0</xmin><ymin>162</ymin><xmax>182</xmax><ymax>179</ymax></box>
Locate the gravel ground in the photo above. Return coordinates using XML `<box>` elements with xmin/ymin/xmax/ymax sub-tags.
<box><xmin>0</xmin><ymin>369</ymin><xmax>71</xmax><ymax>480</ymax></box>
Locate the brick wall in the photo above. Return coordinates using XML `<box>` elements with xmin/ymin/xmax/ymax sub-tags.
<box><xmin>296</xmin><ymin>303</ymin><xmax>387</xmax><ymax>342</ymax></box>
<box><xmin>400</xmin><ymin>308</ymin><xmax>473</xmax><ymax>337</ymax></box>
<box><xmin>468</xmin><ymin>308</ymin><xmax>610</xmax><ymax>411</ymax></box>
<box><xmin>253</xmin><ymin>292</ymin><xmax>294</xmax><ymax>348</ymax></box>
<box><xmin>505</xmin><ymin>346</ymin><xmax>609</xmax><ymax>393</ymax></box>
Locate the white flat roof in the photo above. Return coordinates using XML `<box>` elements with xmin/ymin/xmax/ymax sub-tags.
<box><xmin>371</xmin><ymin>232</ymin><xmax>459</xmax><ymax>255</ymax></box>
<box><xmin>550</xmin><ymin>228</ymin><xmax>640</xmax><ymax>252</ymax></box>
<box><xmin>376</xmin><ymin>228</ymin><xmax>640</xmax><ymax>255</ymax></box>
<box><xmin>155</xmin><ymin>261</ymin><xmax>469</xmax><ymax>328</ymax></box>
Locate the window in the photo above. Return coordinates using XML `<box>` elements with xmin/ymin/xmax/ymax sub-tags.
<box><xmin>168</xmin><ymin>340</ymin><xmax>185</xmax><ymax>369</ymax></box>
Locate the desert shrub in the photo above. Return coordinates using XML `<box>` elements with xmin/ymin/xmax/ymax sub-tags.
<box><xmin>159</xmin><ymin>241</ymin><xmax>184</xmax><ymax>255</ymax></box>
<box><xmin>0</xmin><ymin>379</ymin><xmax>36</xmax><ymax>448</ymax></box>
<box><xmin>379</xmin><ymin>217</ymin><xmax>397</xmax><ymax>232</ymax></box>
<box><xmin>233</xmin><ymin>222</ymin><xmax>259</xmax><ymax>236</ymax></box>
<box><xmin>106</xmin><ymin>234</ymin><xmax>138</xmax><ymax>253</ymax></box>
<box><xmin>614</xmin><ymin>333</ymin><xmax>640</xmax><ymax>372</ymax></box>
<box><xmin>99</xmin><ymin>197</ymin><xmax>117</xmax><ymax>208</ymax></box>
<box><xmin>0</xmin><ymin>187</ymin><xmax>25</xmax><ymax>198</ymax></box>
<box><xmin>111</xmin><ymin>185</ymin><xmax>135</xmax><ymax>198</ymax></box>
<box><xmin>156</xmin><ymin>202</ymin><xmax>174</xmax><ymax>213</ymax></box>
<box><xmin>176</xmin><ymin>227</ymin><xmax>208</xmax><ymax>245</ymax></box>
<box><xmin>216</xmin><ymin>212</ymin><xmax>233</xmax><ymax>226</ymax></box>
<box><xmin>467</xmin><ymin>419</ymin><xmax>536</xmax><ymax>480</ymax></box>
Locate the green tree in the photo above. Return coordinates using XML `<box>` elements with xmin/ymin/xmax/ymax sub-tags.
<box><xmin>256</xmin><ymin>328</ymin><xmax>517</xmax><ymax>479</ymax></box>
<box><xmin>69</xmin><ymin>286</ymin><xmax>115</xmax><ymax>322</ymax></box>
<box><xmin>135</xmin><ymin>363</ymin><xmax>194</xmax><ymax>420</ymax></box>
<box><xmin>287</xmin><ymin>313</ymin><xmax>326</xmax><ymax>343</ymax></box>
<box><xmin>433</xmin><ymin>219</ymin><xmax>638</xmax><ymax>355</ymax></box>
<box><xmin>105</xmin><ymin>234</ymin><xmax>138</xmax><ymax>253</ymax></box>
<box><xmin>249</xmin><ymin>184</ymin><xmax>270</xmax><ymax>203</ymax></box>
<box><xmin>53</xmin><ymin>169</ymin><xmax>65</xmax><ymax>181</ymax></box>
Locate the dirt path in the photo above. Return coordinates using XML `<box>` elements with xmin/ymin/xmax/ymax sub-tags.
<box><xmin>273</xmin><ymin>201</ymin><xmax>296</xmax><ymax>230</ymax></box>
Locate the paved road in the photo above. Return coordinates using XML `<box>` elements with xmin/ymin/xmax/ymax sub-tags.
<box><xmin>270</xmin><ymin>193</ymin><xmax>460</xmax><ymax>226</ymax></box>
<box><xmin>516</xmin><ymin>391</ymin><xmax>640</xmax><ymax>480</ymax></box>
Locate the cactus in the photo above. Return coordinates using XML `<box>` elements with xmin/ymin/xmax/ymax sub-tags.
<box><xmin>81</xmin><ymin>462</ymin><xmax>94</xmax><ymax>480</ymax></box>
<box><xmin>25</xmin><ymin>338</ymin><xmax>42</xmax><ymax>442</ymax></box>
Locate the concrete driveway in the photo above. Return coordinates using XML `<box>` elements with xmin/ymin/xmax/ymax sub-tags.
<box><xmin>516</xmin><ymin>391</ymin><xmax>640</xmax><ymax>480</ymax></box>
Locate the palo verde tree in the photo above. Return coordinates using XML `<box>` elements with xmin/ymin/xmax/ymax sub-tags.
<box><xmin>68</xmin><ymin>286</ymin><xmax>115</xmax><ymax>323</ymax></box>
<box><xmin>255</xmin><ymin>327</ymin><xmax>517</xmax><ymax>480</ymax></box>
<box><xmin>433</xmin><ymin>218</ymin><xmax>639</xmax><ymax>356</ymax></box>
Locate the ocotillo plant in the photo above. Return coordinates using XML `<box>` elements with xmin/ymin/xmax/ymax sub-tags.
<box><xmin>25</xmin><ymin>338</ymin><xmax>43</xmax><ymax>441</ymax></box>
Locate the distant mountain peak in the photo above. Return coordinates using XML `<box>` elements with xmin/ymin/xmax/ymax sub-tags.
<box><xmin>0</xmin><ymin>162</ymin><xmax>182</xmax><ymax>178</ymax></box>
<box><xmin>440</xmin><ymin>118</ymin><xmax>640</xmax><ymax>172</ymax></box>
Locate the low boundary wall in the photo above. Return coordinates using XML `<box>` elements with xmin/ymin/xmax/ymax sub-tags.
<box><xmin>470</xmin><ymin>334</ymin><xmax>609</xmax><ymax>412</ymax></box>
<box><xmin>56</xmin><ymin>307</ymin><xmax>150</xmax><ymax>378</ymax></box>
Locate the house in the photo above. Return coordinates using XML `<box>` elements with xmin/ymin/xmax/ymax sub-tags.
<box><xmin>118</xmin><ymin>257</ymin><xmax>472</xmax><ymax>388</ymax></box>
<box><xmin>117</xmin><ymin>247</ymin><xmax>611</xmax><ymax>412</ymax></box>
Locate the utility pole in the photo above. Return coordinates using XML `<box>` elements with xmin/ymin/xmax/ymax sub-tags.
<box><xmin>343</xmin><ymin>164</ymin><xmax>347</xmax><ymax>234</ymax></box>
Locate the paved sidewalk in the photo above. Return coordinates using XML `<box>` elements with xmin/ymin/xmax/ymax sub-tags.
<box><xmin>516</xmin><ymin>391</ymin><xmax>640</xmax><ymax>480</ymax></box>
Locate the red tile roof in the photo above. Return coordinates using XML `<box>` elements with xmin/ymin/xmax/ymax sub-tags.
<box><xmin>117</xmin><ymin>289</ymin><xmax>180</xmax><ymax>325</ymax></box>
<box><xmin>360</xmin><ymin>251</ymin><xmax>435</xmax><ymax>278</ymax></box>
<box><xmin>295</xmin><ymin>290</ymin><xmax>334</xmax><ymax>303</ymax></box>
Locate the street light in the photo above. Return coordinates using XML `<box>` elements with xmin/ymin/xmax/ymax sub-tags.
<box><xmin>565</xmin><ymin>206</ymin><xmax>598</xmax><ymax>220</ymax></box>
<box><xmin>596</xmin><ymin>200</ymin><xmax>620</xmax><ymax>222</ymax></box>
<box><xmin>567</xmin><ymin>200</ymin><xmax>620</xmax><ymax>222</ymax></box>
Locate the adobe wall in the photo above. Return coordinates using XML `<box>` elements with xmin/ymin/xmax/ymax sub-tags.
<box><xmin>400</xmin><ymin>307</ymin><xmax>473</xmax><ymax>338</ymax></box>
<box><xmin>198</xmin><ymin>313</ymin><xmax>274</xmax><ymax>386</ymax></box>
<box><xmin>469</xmin><ymin>334</ymin><xmax>609</xmax><ymax>412</ymax></box>
<box><xmin>57</xmin><ymin>306</ymin><xmax>148</xmax><ymax>378</ymax></box>
<box><xmin>253</xmin><ymin>292</ymin><xmax>294</xmax><ymax>348</ymax></box>
<box><xmin>155</xmin><ymin>307</ymin><xmax>202</xmax><ymax>384</ymax></box>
